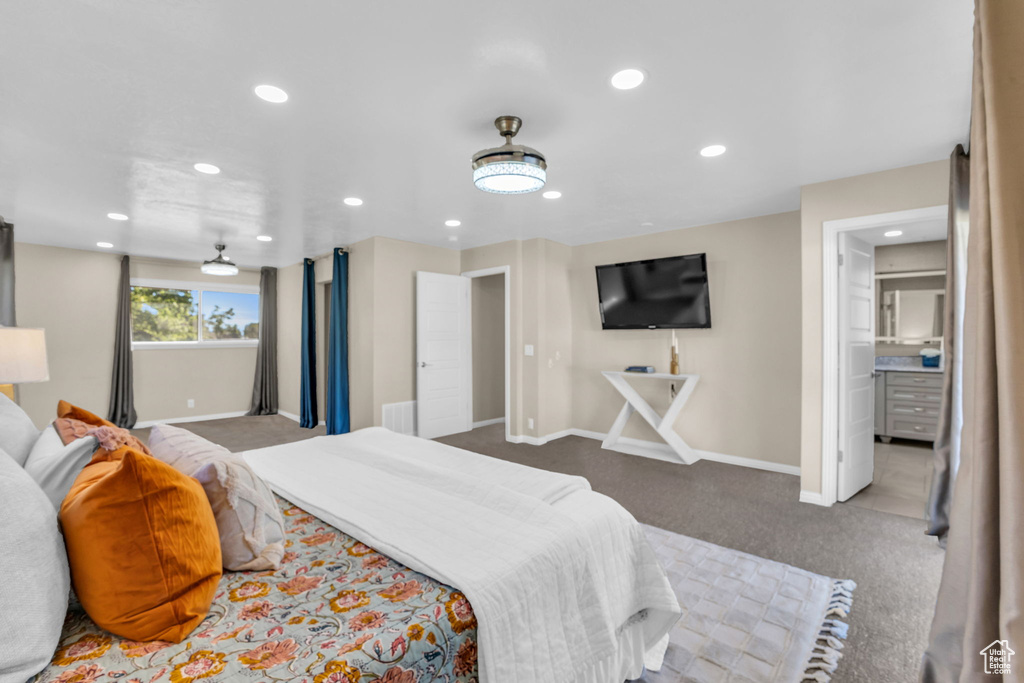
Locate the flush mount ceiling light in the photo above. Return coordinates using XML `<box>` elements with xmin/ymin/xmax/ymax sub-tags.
<box><xmin>201</xmin><ymin>243</ymin><xmax>239</xmax><ymax>276</ymax></box>
<box><xmin>472</xmin><ymin>116</ymin><xmax>547</xmax><ymax>194</ymax></box>
<box><xmin>611</xmin><ymin>68</ymin><xmax>645</xmax><ymax>90</ymax></box>
<box><xmin>256</xmin><ymin>235</ymin><xmax>273</xmax><ymax>242</ymax></box>
<box><xmin>194</xmin><ymin>163</ymin><xmax>221</xmax><ymax>175</ymax></box>
<box><xmin>96</xmin><ymin>242</ymin><xmax>113</xmax><ymax>249</ymax></box>
<box><xmin>542</xmin><ymin>190</ymin><xmax>561</xmax><ymax>199</ymax></box>
<box><xmin>445</xmin><ymin>220</ymin><xmax>461</xmax><ymax>227</ymax></box>
<box><xmin>254</xmin><ymin>84</ymin><xmax>288</xmax><ymax>103</ymax></box>
<box><xmin>884</xmin><ymin>230</ymin><xmax>904</xmax><ymax>238</ymax></box>
<box><xmin>107</xmin><ymin>212</ymin><xmax>128</xmax><ymax>221</ymax></box>
<box><xmin>700</xmin><ymin>145</ymin><xmax>727</xmax><ymax>157</ymax></box>
<box><xmin>344</xmin><ymin>197</ymin><xmax>363</xmax><ymax>206</ymax></box>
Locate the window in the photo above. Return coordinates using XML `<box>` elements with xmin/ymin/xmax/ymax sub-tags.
<box><xmin>130</xmin><ymin>280</ymin><xmax>259</xmax><ymax>347</ymax></box>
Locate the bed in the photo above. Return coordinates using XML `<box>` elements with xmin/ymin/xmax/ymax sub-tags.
<box><xmin>34</xmin><ymin>427</ymin><xmax>680</xmax><ymax>683</ymax></box>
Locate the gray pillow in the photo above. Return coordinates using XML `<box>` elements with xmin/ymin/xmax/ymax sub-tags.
<box><xmin>0</xmin><ymin>447</ymin><xmax>71</xmax><ymax>682</ymax></box>
<box><xmin>22</xmin><ymin>425</ymin><xmax>99</xmax><ymax>510</ymax></box>
<box><xmin>0</xmin><ymin>393</ymin><xmax>41</xmax><ymax>466</ymax></box>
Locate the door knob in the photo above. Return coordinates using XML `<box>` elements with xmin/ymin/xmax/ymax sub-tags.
<box><xmin>420</xmin><ymin>362</ymin><xmax>431</xmax><ymax>368</ymax></box>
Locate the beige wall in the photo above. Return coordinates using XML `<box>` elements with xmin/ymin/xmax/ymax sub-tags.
<box><xmin>799</xmin><ymin>160</ymin><xmax>949</xmax><ymax>494</ymax></box>
<box><xmin>14</xmin><ymin>243</ymin><xmax>260</xmax><ymax>427</ymax></box>
<box><xmin>471</xmin><ymin>274</ymin><xmax>505</xmax><ymax>423</ymax></box>
<box><xmin>571</xmin><ymin>212</ymin><xmax>803</xmax><ymax>466</ymax></box>
<box><xmin>276</xmin><ymin>261</ymin><xmax>303</xmax><ymax>417</ymax></box>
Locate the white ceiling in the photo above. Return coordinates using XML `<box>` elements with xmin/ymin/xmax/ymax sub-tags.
<box><xmin>858</xmin><ymin>215</ymin><xmax>948</xmax><ymax>246</ymax></box>
<box><xmin>0</xmin><ymin>1</ymin><xmax>972</xmax><ymax>269</ymax></box>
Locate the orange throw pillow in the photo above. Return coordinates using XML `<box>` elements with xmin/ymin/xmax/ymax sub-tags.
<box><xmin>59</xmin><ymin>447</ymin><xmax>222</xmax><ymax>642</ymax></box>
<box><xmin>56</xmin><ymin>400</ymin><xmax>116</xmax><ymax>428</ymax></box>
<box><xmin>55</xmin><ymin>401</ymin><xmax>151</xmax><ymax>458</ymax></box>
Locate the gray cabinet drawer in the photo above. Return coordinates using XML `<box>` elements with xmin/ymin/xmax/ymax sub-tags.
<box><xmin>887</xmin><ymin>399</ymin><xmax>942</xmax><ymax>419</ymax></box>
<box><xmin>887</xmin><ymin>386</ymin><xmax>942</xmax><ymax>403</ymax></box>
<box><xmin>886</xmin><ymin>372</ymin><xmax>943</xmax><ymax>389</ymax></box>
<box><xmin>886</xmin><ymin>415</ymin><xmax>938</xmax><ymax>441</ymax></box>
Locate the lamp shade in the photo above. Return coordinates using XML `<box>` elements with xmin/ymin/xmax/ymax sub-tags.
<box><xmin>0</xmin><ymin>327</ymin><xmax>49</xmax><ymax>383</ymax></box>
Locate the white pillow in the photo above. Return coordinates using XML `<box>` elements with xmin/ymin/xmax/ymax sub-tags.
<box><xmin>0</xmin><ymin>447</ymin><xmax>71</xmax><ymax>682</ymax></box>
<box><xmin>23</xmin><ymin>425</ymin><xmax>100</xmax><ymax>510</ymax></box>
<box><xmin>149</xmin><ymin>424</ymin><xmax>285</xmax><ymax>571</ymax></box>
<box><xmin>0</xmin><ymin>393</ymin><xmax>41</xmax><ymax>466</ymax></box>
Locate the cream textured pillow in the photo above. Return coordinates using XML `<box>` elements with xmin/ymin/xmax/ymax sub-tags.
<box><xmin>0</xmin><ymin>393</ymin><xmax>41</xmax><ymax>466</ymax></box>
<box><xmin>148</xmin><ymin>424</ymin><xmax>285</xmax><ymax>571</ymax></box>
<box><xmin>0</xmin><ymin>447</ymin><xmax>71</xmax><ymax>681</ymax></box>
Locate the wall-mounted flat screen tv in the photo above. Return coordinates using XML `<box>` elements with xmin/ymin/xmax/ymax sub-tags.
<box><xmin>595</xmin><ymin>253</ymin><xmax>711</xmax><ymax>329</ymax></box>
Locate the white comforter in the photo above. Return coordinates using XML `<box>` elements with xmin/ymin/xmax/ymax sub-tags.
<box><xmin>242</xmin><ymin>427</ymin><xmax>680</xmax><ymax>683</ymax></box>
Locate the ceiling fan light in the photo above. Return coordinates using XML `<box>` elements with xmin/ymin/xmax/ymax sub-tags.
<box><xmin>472</xmin><ymin>116</ymin><xmax>547</xmax><ymax>195</ymax></box>
<box><xmin>201</xmin><ymin>243</ymin><xmax>239</xmax><ymax>276</ymax></box>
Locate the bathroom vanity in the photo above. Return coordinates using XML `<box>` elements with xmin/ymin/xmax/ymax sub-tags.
<box><xmin>874</xmin><ymin>359</ymin><xmax>943</xmax><ymax>443</ymax></box>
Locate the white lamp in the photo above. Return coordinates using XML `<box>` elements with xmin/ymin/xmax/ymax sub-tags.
<box><xmin>0</xmin><ymin>327</ymin><xmax>49</xmax><ymax>399</ymax></box>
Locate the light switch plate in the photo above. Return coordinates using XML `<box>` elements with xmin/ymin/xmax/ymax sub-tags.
<box><xmin>524</xmin><ymin>344</ymin><xmax>534</xmax><ymax>356</ymax></box>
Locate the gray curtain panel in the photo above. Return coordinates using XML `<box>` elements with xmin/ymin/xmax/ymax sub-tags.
<box><xmin>920</xmin><ymin>1</ymin><xmax>1024</xmax><ymax>679</ymax></box>
<box><xmin>247</xmin><ymin>266</ymin><xmax>278</xmax><ymax>415</ymax></box>
<box><xmin>107</xmin><ymin>255</ymin><xmax>137</xmax><ymax>428</ymax></box>
<box><xmin>0</xmin><ymin>218</ymin><xmax>14</xmax><ymax>326</ymax></box>
<box><xmin>925</xmin><ymin>145</ymin><xmax>969</xmax><ymax>545</ymax></box>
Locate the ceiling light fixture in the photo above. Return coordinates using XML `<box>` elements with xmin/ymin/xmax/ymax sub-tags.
<box><xmin>611</xmin><ymin>69</ymin><xmax>645</xmax><ymax>90</ymax></box>
<box><xmin>700</xmin><ymin>145</ymin><xmax>726</xmax><ymax>157</ymax></box>
<box><xmin>254</xmin><ymin>84</ymin><xmax>288</xmax><ymax>103</ymax></box>
<box><xmin>884</xmin><ymin>230</ymin><xmax>904</xmax><ymax>238</ymax></box>
<box><xmin>344</xmin><ymin>197</ymin><xmax>363</xmax><ymax>206</ymax></box>
<box><xmin>542</xmin><ymin>190</ymin><xmax>561</xmax><ymax>199</ymax></box>
<box><xmin>96</xmin><ymin>242</ymin><xmax>113</xmax><ymax>249</ymax></box>
<box><xmin>107</xmin><ymin>212</ymin><xmax>129</xmax><ymax>221</ymax></box>
<box><xmin>194</xmin><ymin>163</ymin><xmax>221</xmax><ymax>175</ymax></box>
<box><xmin>200</xmin><ymin>243</ymin><xmax>239</xmax><ymax>276</ymax></box>
<box><xmin>256</xmin><ymin>235</ymin><xmax>273</xmax><ymax>242</ymax></box>
<box><xmin>445</xmin><ymin>220</ymin><xmax>461</xmax><ymax>227</ymax></box>
<box><xmin>472</xmin><ymin>116</ymin><xmax>547</xmax><ymax>194</ymax></box>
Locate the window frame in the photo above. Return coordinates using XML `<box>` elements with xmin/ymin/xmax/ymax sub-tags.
<box><xmin>130</xmin><ymin>278</ymin><xmax>261</xmax><ymax>350</ymax></box>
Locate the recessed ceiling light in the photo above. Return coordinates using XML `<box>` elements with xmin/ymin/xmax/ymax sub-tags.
<box><xmin>107</xmin><ymin>212</ymin><xmax>129</xmax><ymax>221</ymax></box>
<box><xmin>884</xmin><ymin>230</ymin><xmax>904</xmax><ymax>237</ymax></box>
<box><xmin>254</xmin><ymin>84</ymin><xmax>288</xmax><ymax>103</ymax></box>
<box><xmin>700</xmin><ymin>145</ymin><xmax>726</xmax><ymax>157</ymax></box>
<box><xmin>448</xmin><ymin>235</ymin><xmax>458</xmax><ymax>242</ymax></box>
<box><xmin>256</xmin><ymin>235</ymin><xmax>273</xmax><ymax>242</ymax></box>
<box><xmin>641</xmin><ymin>222</ymin><xmax>654</xmax><ymax>227</ymax></box>
<box><xmin>611</xmin><ymin>68</ymin><xmax>645</xmax><ymax>90</ymax></box>
<box><xmin>96</xmin><ymin>242</ymin><xmax>113</xmax><ymax>249</ymax></box>
<box><xmin>542</xmin><ymin>191</ymin><xmax>562</xmax><ymax>199</ymax></box>
<box><xmin>194</xmin><ymin>163</ymin><xmax>220</xmax><ymax>175</ymax></box>
<box><xmin>445</xmin><ymin>220</ymin><xmax>461</xmax><ymax>227</ymax></box>
<box><xmin>344</xmin><ymin>197</ymin><xmax>363</xmax><ymax>206</ymax></box>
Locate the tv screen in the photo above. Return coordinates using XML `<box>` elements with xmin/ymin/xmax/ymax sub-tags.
<box><xmin>595</xmin><ymin>253</ymin><xmax>711</xmax><ymax>329</ymax></box>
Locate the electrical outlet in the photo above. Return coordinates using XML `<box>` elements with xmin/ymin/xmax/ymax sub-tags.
<box><xmin>528</xmin><ymin>418</ymin><xmax>534</xmax><ymax>430</ymax></box>
<box><xmin>187</xmin><ymin>399</ymin><xmax>195</xmax><ymax>408</ymax></box>
<box><xmin>524</xmin><ymin>344</ymin><xmax>534</xmax><ymax>357</ymax></box>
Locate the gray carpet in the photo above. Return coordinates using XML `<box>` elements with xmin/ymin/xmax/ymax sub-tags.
<box><xmin>139</xmin><ymin>415</ymin><xmax>944</xmax><ymax>683</ymax></box>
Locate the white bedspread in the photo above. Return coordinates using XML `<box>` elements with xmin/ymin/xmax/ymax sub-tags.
<box><xmin>242</xmin><ymin>427</ymin><xmax>680</xmax><ymax>683</ymax></box>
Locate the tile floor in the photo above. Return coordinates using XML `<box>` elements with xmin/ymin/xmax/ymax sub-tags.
<box><xmin>844</xmin><ymin>439</ymin><xmax>934</xmax><ymax>519</ymax></box>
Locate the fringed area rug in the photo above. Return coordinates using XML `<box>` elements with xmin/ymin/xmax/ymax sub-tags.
<box><xmin>639</xmin><ymin>525</ymin><xmax>855</xmax><ymax>683</ymax></box>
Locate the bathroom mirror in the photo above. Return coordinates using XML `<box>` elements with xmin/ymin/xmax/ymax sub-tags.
<box><xmin>878</xmin><ymin>288</ymin><xmax>944</xmax><ymax>345</ymax></box>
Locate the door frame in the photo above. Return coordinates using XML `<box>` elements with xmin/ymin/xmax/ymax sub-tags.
<box><xmin>819</xmin><ymin>205</ymin><xmax>946</xmax><ymax>506</ymax></box>
<box><xmin>461</xmin><ymin>266</ymin><xmax>511</xmax><ymax>443</ymax></box>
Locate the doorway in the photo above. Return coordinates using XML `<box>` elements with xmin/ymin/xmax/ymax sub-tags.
<box><xmin>414</xmin><ymin>266</ymin><xmax>511</xmax><ymax>442</ymax></box>
<box><xmin>820</xmin><ymin>205</ymin><xmax>949</xmax><ymax>513</ymax></box>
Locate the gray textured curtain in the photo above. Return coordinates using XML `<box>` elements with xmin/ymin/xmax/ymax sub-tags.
<box><xmin>247</xmin><ymin>266</ymin><xmax>278</xmax><ymax>415</ymax></box>
<box><xmin>920</xmin><ymin>1</ymin><xmax>1024</xmax><ymax>679</ymax></box>
<box><xmin>925</xmin><ymin>146</ymin><xmax>969</xmax><ymax>545</ymax></box>
<box><xmin>107</xmin><ymin>255</ymin><xmax>136</xmax><ymax>428</ymax></box>
<box><xmin>0</xmin><ymin>218</ymin><xmax>14</xmax><ymax>326</ymax></box>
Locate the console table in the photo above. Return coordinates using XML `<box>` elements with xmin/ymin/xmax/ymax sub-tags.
<box><xmin>601</xmin><ymin>371</ymin><xmax>701</xmax><ymax>464</ymax></box>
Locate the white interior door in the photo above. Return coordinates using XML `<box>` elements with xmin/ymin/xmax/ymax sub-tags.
<box><xmin>416</xmin><ymin>272</ymin><xmax>471</xmax><ymax>440</ymax></box>
<box><xmin>837</xmin><ymin>232</ymin><xmax>876</xmax><ymax>501</ymax></box>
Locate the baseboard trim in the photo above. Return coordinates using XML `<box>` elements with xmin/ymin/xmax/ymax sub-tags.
<box><xmin>473</xmin><ymin>417</ymin><xmax>506</xmax><ymax>429</ymax></box>
<box><xmin>277</xmin><ymin>411</ymin><xmax>325</xmax><ymax>427</ymax></box>
<box><xmin>135</xmin><ymin>411</ymin><xmax>249</xmax><ymax>429</ymax></box>
<box><xmin>506</xmin><ymin>429</ymin><xmax>572</xmax><ymax>446</ymax></box>
<box><xmin>799</xmin><ymin>490</ymin><xmax>829</xmax><ymax>506</ymax></box>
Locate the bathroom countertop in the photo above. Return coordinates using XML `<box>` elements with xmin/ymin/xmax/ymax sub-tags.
<box><xmin>874</xmin><ymin>356</ymin><xmax>943</xmax><ymax>374</ymax></box>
